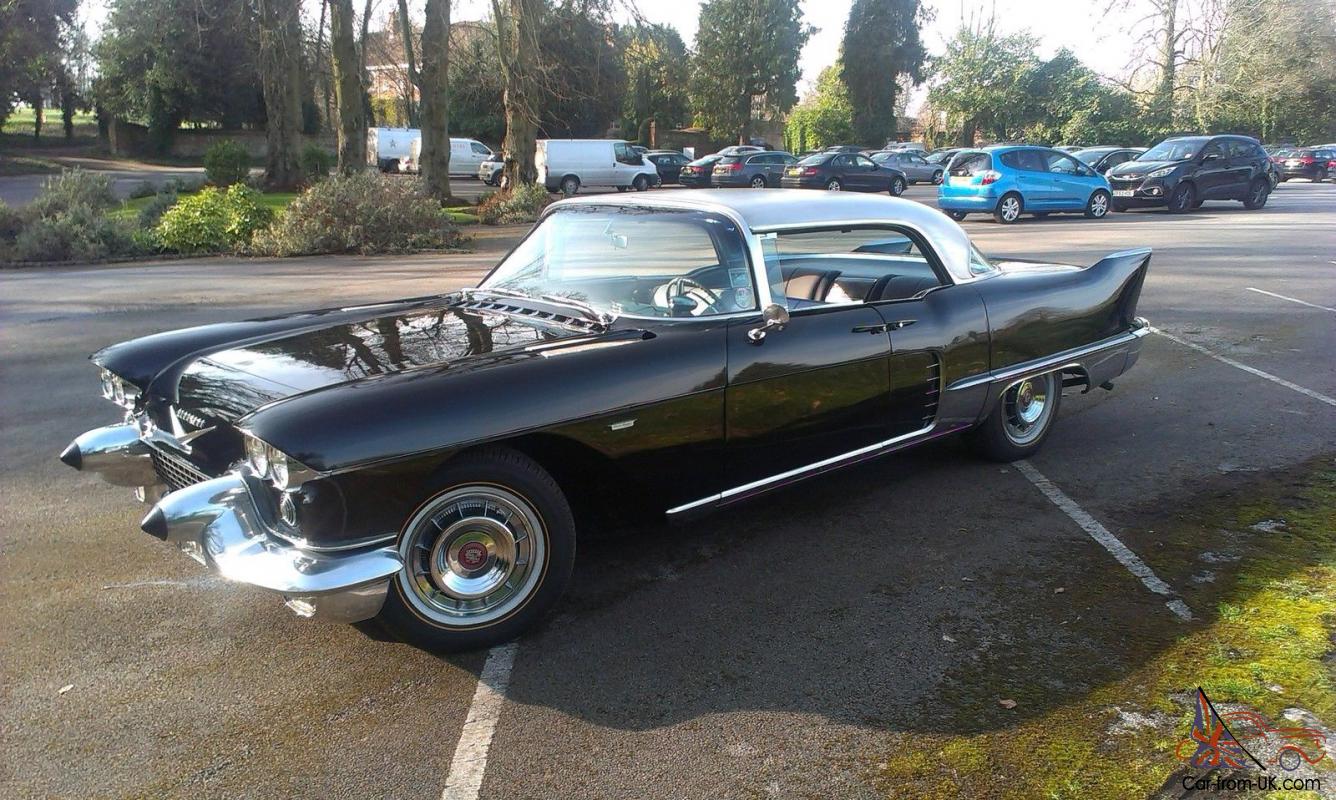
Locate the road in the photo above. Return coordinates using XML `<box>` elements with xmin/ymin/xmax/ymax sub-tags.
<box><xmin>2</xmin><ymin>182</ymin><xmax>1334</xmax><ymax>799</ymax></box>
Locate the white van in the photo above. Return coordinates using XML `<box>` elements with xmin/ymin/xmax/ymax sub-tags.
<box><xmin>367</xmin><ymin>127</ymin><xmax>420</xmax><ymax>172</ymax></box>
<box><xmin>536</xmin><ymin>139</ymin><xmax>660</xmax><ymax>196</ymax></box>
<box><xmin>404</xmin><ymin>137</ymin><xmax>495</xmax><ymax>177</ymax></box>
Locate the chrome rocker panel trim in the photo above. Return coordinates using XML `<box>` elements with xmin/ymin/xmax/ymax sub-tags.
<box><xmin>141</xmin><ymin>473</ymin><xmax>403</xmax><ymax>623</ymax></box>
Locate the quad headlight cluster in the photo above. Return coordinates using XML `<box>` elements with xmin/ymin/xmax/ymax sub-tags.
<box><xmin>100</xmin><ymin>368</ymin><xmax>141</xmax><ymax>409</ymax></box>
<box><xmin>242</xmin><ymin>432</ymin><xmax>315</xmax><ymax>492</ymax></box>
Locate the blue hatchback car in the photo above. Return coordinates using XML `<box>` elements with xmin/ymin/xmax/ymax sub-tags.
<box><xmin>937</xmin><ymin>146</ymin><xmax>1113</xmax><ymax>224</ymax></box>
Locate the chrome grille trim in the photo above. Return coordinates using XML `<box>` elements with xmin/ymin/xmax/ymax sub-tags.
<box><xmin>150</xmin><ymin>446</ymin><xmax>212</xmax><ymax>492</ymax></box>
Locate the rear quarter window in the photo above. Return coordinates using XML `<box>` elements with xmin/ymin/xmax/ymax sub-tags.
<box><xmin>950</xmin><ymin>153</ymin><xmax>991</xmax><ymax>176</ymax></box>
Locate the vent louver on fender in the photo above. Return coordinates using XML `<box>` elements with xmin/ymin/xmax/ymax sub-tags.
<box><xmin>454</xmin><ymin>299</ymin><xmax>607</xmax><ymax>333</ymax></box>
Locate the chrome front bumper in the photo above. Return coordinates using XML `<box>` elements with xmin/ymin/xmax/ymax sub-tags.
<box><xmin>61</xmin><ymin>423</ymin><xmax>403</xmax><ymax>623</ymax></box>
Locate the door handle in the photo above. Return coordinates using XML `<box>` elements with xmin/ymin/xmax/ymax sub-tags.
<box><xmin>886</xmin><ymin>319</ymin><xmax>916</xmax><ymax>330</ymax></box>
<box><xmin>851</xmin><ymin>323</ymin><xmax>888</xmax><ymax>334</ymax></box>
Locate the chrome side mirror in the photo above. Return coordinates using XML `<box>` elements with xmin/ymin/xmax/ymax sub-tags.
<box><xmin>747</xmin><ymin>303</ymin><xmax>790</xmax><ymax>343</ymax></box>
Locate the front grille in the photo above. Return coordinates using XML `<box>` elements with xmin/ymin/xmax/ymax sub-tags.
<box><xmin>151</xmin><ymin>447</ymin><xmax>212</xmax><ymax>492</ymax></box>
<box><xmin>1109</xmin><ymin>178</ymin><xmax>1140</xmax><ymax>189</ymax></box>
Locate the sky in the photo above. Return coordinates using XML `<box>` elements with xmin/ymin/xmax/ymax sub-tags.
<box><xmin>82</xmin><ymin>0</ymin><xmax>1145</xmax><ymax>114</ymax></box>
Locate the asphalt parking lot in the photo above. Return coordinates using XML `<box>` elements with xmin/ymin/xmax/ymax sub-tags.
<box><xmin>2</xmin><ymin>181</ymin><xmax>1334</xmax><ymax>799</ymax></box>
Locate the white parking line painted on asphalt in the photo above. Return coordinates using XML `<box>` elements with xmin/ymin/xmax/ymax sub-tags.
<box><xmin>1014</xmin><ymin>460</ymin><xmax>1193</xmax><ymax>621</ymax></box>
<box><xmin>1245</xmin><ymin>287</ymin><xmax>1336</xmax><ymax>314</ymax></box>
<box><xmin>1151</xmin><ymin>328</ymin><xmax>1336</xmax><ymax>408</ymax></box>
<box><xmin>441</xmin><ymin>642</ymin><xmax>519</xmax><ymax>800</ymax></box>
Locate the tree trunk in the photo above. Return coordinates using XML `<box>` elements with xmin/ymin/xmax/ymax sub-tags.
<box><xmin>396</xmin><ymin>0</ymin><xmax>421</xmax><ymax>125</ymax></box>
<box><xmin>259</xmin><ymin>0</ymin><xmax>306</xmax><ymax>189</ymax></box>
<box><xmin>493</xmin><ymin>0</ymin><xmax>542</xmax><ymax>187</ymax></box>
<box><xmin>28</xmin><ymin>93</ymin><xmax>43</xmax><ymax>142</ymax></box>
<box><xmin>1154</xmin><ymin>0</ymin><xmax>1177</xmax><ymax>129</ymax></box>
<box><xmin>316</xmin><ymin>0</ymin><xmax>332</xmax><ymax>131</ymax></box>
<box><xmin>57</xmin><ymin>70</ymin><xmax>76</xmax><ymax>140</ymax></box>
<box><xmin>329</xmin><ymin>0</ymin><xmax>367</xmax><ymax>173</ymax></box>
<box><xmin>419</xmin><ymin>0</ymin><xmax>452</xmax><ymax>202</ymax></box>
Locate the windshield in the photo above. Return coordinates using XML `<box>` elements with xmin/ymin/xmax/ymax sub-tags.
<box><xmin>1139</xmin><ymin>138</ymin><xmax>1207</xmax><ymax>162</ymax></box>
<box><xmin>478</xmin><ymin>207</ymin><xmax>757</xmax><ymax>319</ymax></box>
<box><xmin>1073</xmin><ymin>148</ymin><xmax>1112</xmax><ymax>165</ymax></box>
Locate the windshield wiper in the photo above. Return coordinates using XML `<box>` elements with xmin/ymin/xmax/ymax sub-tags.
<box><xmin>539</xmin><ymin>293</ymin><xmax>616</xmax><ymax>328</ymax></box>
<box><xmin>461</xmin><ymin>286</ymin><xmax>534</xmax><ymax>303</ymax></box>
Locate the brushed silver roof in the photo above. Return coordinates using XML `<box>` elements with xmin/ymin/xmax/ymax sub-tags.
<box><xmin>551</xmin><ymin>189</ymin><xmax>977</xmax><ymax>282</ymax></box>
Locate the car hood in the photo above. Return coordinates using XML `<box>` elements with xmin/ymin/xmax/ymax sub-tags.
<box><xmin>177</xmin><ymin>303</ymin><xmax>590</xmax><ymax>423</ymax></box>
<box><xmin>1108</xmin><ymin>160</ymin><xmax>1184</xmax><ymax>177</ymax></box>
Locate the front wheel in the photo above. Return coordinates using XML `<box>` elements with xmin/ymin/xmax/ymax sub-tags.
<box><xmin>750</xmin><ymin>175</ymin><xmax>767</xmax><ymax>189</ymax></box>
<box><xmin>1168</xmin><ymin>182</ymin><xmax>1194</xmax><ymax>213</ymax></box>
<box><xmin>931</xmin><ymin>170</ymin><xmax>944</xmax><ymax>185</ymax></box>
<box><xmin>1313</xmin><ymin>169</ymin><xmax>1327</xmax><ymax>184</ymax></box>
<box><xmin>826</xmin><ymin>179</ymin><xmax>843</xmax><ymax>191</ymax></box>
<box><xmin>559</xmin><ymin>176</ymin><xmax>580</xmax><ymax>197</ymax></box>
<box><xmin>1243</xmin><ymin>178</ymin><xmax>1270</xmax><ymax>209</ymax></box>
<box><xmin>968</xmin><ymin>371</ymin><xmax>1062</xmax><ymax>461</ymax></box>
<box><xmin>632</xmin><ymin>175</ymin><xmax>650</xmax><ymax>192</ymax></box>
<box><xmin>1084</xmin><ymin>189</ymin><xmax>1111</xmax><ymax>218</ymax></box>
<box><xmin>376</xmin><ymin>448</ymin><xmax>577</xmax><ymax>653</ymax></box>
<box><xmin>994</xmin><ymin>192</ymin><xmax>1023</xmax><ymax>224</ymax></box>
<box><xmin>889</xmin><ymin>176</ymin><xmax>906</xmax><ymax>196</ymax></box>
<box><xmin>945</xmin><ymin>210</ymin><xmax>967</xmax><ymax>221</ymax></box>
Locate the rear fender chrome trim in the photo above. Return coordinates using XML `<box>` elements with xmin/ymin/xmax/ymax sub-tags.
<box><xmin>947</xmin><ymin>324</ymin><xmax>1150</xmax><ymax>394</ymax></box>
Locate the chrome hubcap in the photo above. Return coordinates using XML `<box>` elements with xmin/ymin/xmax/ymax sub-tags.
<box><xmin>828</xmin><ymin>182</ymin><xmax>841</xmax><ymax>191</ymax></box>
<box><xmin>399</xmin><ymin>486</ymin><xmax>546</xmax><ymax>627</ymax></box>
<box><xmin>1003</xmin><ymin>373</ymin><xmax>1053</xmax><ymax>445</ymax></box>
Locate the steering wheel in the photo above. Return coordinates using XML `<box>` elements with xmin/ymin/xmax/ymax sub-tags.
<box><xmin>659</xmin><ymin>276</ymin><xmax>722</xmax><ymax>316</ymax></box>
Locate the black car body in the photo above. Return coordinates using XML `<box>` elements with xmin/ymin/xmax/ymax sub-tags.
<box><xmin>679</xmin><ymin>155</ymin><xmax>722</xmax><ymax>188</ymax></box>
<box><xmin>645</xmin><ymin>151</ymin><xmax>691</xmax><ymax>185</ymax></box>
<box><xmin>711</xmin><ymin>150</ymin><xmax>798</xmax><ymax>188</ymax></box>
<box><xmin>1106</xmin><ymin>135</ymin><xmax>1273</xmax><ymax>212</ymax></box>
<box><xmin>780</xmin><ymin>152</ymin><xmax>909</xmax><ymax>194</ymax></box>
<box><xmin>61</xmin><ymin>191</ymin><xmax>1151</xmax><ymax>652</ymax></box>
<box><xmin>1073</xmin><ymin>146</ymin><xmax>1146</xmax><ymax>175</ymax></box>
<box><xmin>1277</xmin><ymin>148</ymin><xmax>1333</xmax><ymax>182</ymax></box>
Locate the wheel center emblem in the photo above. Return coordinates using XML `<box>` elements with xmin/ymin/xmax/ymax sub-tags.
<box><xmin>1018</xmin><ymin>384</ymin><xmax>1034</xmax><ymax>407</ymax></box>
<box><xmin>458</xmin><ymin>541</ymin><xmax>488</xmax><ymax>570</ymax></box>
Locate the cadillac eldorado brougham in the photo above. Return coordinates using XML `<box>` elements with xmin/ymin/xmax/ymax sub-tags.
<box><xmin>60</xmin><ymin>191</ymin><xmax>1151</xmax><ymax>651</ymax></box>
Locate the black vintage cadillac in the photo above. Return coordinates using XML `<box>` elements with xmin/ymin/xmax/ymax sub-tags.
<box><xmin>61</xmin><ymin>191</ymin><xmax>1151</xmax><ymax>651</ymax></box>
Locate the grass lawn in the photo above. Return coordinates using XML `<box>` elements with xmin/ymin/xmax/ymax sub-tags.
<box><xmin>3</xmin><ymin>108</ymin><xmax>98</xmax><ymax>138</ymax></box>
<box><xmin>876</xmin><ymin>463</ymin><xmax>1336</xmax><ymax>799</ymax></box>
<box><xmin>109</xmin><ymin>190</ymin><xmax>299</xmax><ymax>222</ymax></box>
<box><xmin>0</xmin><ymin>154</ymin><xmax>64</xmax><ymax>176</ymax></box>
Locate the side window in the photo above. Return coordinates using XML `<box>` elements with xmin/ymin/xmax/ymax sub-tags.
<box><xmin>968</xmin><ymin>245</ymin><xmax>998</xmax><ymax>277</ymax></box>
<box><xmin>910</xmin><ymin>154</ymin><xmax>928</xmax><ymax>165</ymax></box>
<box><xmin>470</xmin><ymin>142</ymin><xmax>490</xmax><ymax>155</ymax></box>
<box><xmin>832</xmin><ymin>155</ymin><xmax>853</xmax><ymax>169</ymax></box>
<box><xmin>769</xmin><ymin>227</ymin><xmax>944</xmax><ymax>305</ymax></box>
<box><xmin>999</xmin><ymin>151</ymin><xmax>1022</xmax><ymax>170</ymax></box>
<box><xmin>1228</xmin><ymin>140</ymin><xmax>1253</xmax><ymax>160</ymax></box>
<box><xmin>613</xmin><ymin>142</ymin><xmax>636</xmax><ymax>164</ymax></box>
<box><xmin>1201</xmin><ymin>141</ymin><xmax>1225</xmax><ymax>161</ymax></box>
<box><xmin>1046</xmin><ymin>152</ymin><xmax>1092</xmax><ymax>176</ymax></box>
<box><xmin>949</xmin><ymin>153</ymin><xmax>991</xmax><ymax>177</ymax></box>
<box><xmin>854</xmin><ymin>155</ymin><xmax>876</xmax><ymax>170</ymax></box>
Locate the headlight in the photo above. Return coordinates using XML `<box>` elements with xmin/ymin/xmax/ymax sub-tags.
<box><xmin>242</xmin><ymin>432</ymin><xmax>315</xmax><ymax>491</ymax></box>
<box><xmin>1147</xmin><ymin>166</ymin><xmax>1176</xmax><ymax>178</ymax></box>
<box><xmin>100</xmin><ymin>368</ymin><xmax>140</xmax><ymax>409</ymax></box>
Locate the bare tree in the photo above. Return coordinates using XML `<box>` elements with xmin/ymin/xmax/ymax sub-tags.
<box><xmin>329</xmin><ymin>0</ymin><xmax>367</xmax><ymax>172</ymax></box>
<box><xmin>395</xmin><ymin>0</ymin><xmax>421</xmax><ymax>124</ymax></box>
<box><xmin>258</xmin><ymin>0</ymin><xmax>305</xmax><ymax>188</ymax></box>
<box><xmin>491</xmin><ymin>0</ymin><xmax>543</xmax><ymax>187</ymax></box>
<box><xmin>418</xmin><ymin>0</ymin><xmax>453</xmax><ymax>201</ymax></box>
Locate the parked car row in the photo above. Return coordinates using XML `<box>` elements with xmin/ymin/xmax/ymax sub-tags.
<box><xmin>937</xmin><ymin>134</ymin><xmax>1275</xmax><ymax>223</ymax></box>
<box><xmin>1269</xmin><ymin>146</ymin><xmax>1335</xmax><ymax>182</ymax></box>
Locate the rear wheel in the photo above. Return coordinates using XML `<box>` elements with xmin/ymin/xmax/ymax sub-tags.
<box><xmin>560</xmin><ymin>175</ymin><xmax>580</xmax><ymax>197</ymax></box>
<box><xmin>968</xmin><ymin>372</ymin><xmax>1062</xmax><ymax>461</ymax></box>
<box><xmin>632</xmin><ymin>175</ymin><xmax>650</xmax><ymax>192</ymax></box>
<box><xmin>931</xmin><ymin>170</ymin><xmax>944</xmax><ymax>185</ymax></box>
<box><xmin>1314</xmin><ymin>169</ymin><xmax>1328</xmax><ymax>184</ymax></box>
<box><xmin>994</xmin><ymin>192</ymin><xmax>1023</xmax><ymax>224</ymax></box>
<box><xmin>1168</xmin><ymin>182</ymin><xmax>1194</xmax><ymax>213</ymax></box>
<box><xmin>826</xmin><ymin>179</ymin><xmax>843</xmax><ymax>191</ymax></box>
<box><xmin>376</xmin><ymin>448</ymin><xmax>577</xmax><ymax>653</ymax></box>
<box><xmin>945</xmin><ymin>210</ymin><xmax>967</xmax><ymax>221</ymax></box>
<box><xmin>749</xmin><ymin>175</ymin><xmax>767</xmax><ymax>189</ymax></box>
<box><xmin>889</xmin><ymin>176</ymin><xmax>906</xmax><ymax>196</ymax></box>
<box><xmin>1084</xmin><ymin>189</ymin><xmax>1111</xmax><ymax>218</ymax></box>
<box><xmin>1243</xmin><ymin>178</ymin><xmax>1270</xmax><ymax>209</ymax></box>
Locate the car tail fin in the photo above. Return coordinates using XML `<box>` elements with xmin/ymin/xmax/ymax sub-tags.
<box><xmin>1088</xmin><ymin>248</ymin><xmax>1152</xmax><ymax>330</ymax></box>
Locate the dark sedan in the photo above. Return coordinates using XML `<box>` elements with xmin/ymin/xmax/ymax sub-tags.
<box><xmin>679</xmin><ymin>155</ymin><xmax>723</xmax><ymax>188</ymax></box>
<box><xmin>1073</xmin><ymin>146</ymin><xmax>1146</xmax><ymax>174</ymax></box>
<box><xmin>711</xmin><ymin>150</ymin><xmax>798</xmax><ymax>188</ymax></box>
<box><xmin>780</xmin><ymin>151</ymin><xmax>908</xmax><ymax>195</ymax></box>
<box><xmin>645</xmin><ymin>151</ymin><xmax>692</xmax><ymax>185</ymax></box>
<box><xmin>1277</xmin><ymin>148</ymin><xmax>1333</xmax><ymax>182</ymax></box>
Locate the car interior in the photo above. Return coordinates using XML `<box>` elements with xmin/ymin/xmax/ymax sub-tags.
<box><xmin>766</xmin><ymin>229</ymin><xmax>943</xmax><ymax>309</ymax></box>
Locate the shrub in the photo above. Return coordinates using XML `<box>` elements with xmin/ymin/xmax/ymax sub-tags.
<box><xmin>203</xmin><ymin>139</ymin><xmax>251</xmax><ymax>187</ymax></box>
<box><xmin>11</xmin><ymin>205</ymin><xmax>140</xmax><ymax>262</ymax></box>
<box><xmin>128</xmin><ymin>180</ymin><xmax>159</xmax><ymax>199</ymax></box>
<box><xmin>300</xmin><ymin>145</ymin><xmax>335</xmax><ymax>181</ymax></box>
<box><xmin>0</xmin><ymin>200</ymin><xmax>23</xmax><ymax>243</ymax></box>
<box><xmin>137</xmin><ymin>190</ymin><xmax>179</xmax><ymax>229</ymax></box>
<box><xmin>28</xmin><ymin>169</ymin><xmax>117</xmax><ymax>218</ymax></box>
<box><xmin>154</xmin><ymin>185</ymin><xmax>274</xmax><ymax>253</ymax></box>
<box><xmin>252</xmin><ymin>172</ymin><xmax>459</xmax><ymax>256</ymax></box>
<box><xmin>475</xmin><ymin>183</ymin><xmax>552</xmax><ymax>225</ymax></box>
